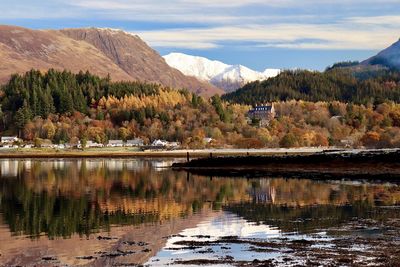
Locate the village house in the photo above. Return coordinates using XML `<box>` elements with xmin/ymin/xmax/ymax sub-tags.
<box><xmin>152</xmin><ymin>139</ymin><xmax>168</xmax><ymax>147</ymax></box>
<box><xmin>54</xmin><ymin>144</ymin><xmax>65</xmax><ymax>149</ymax></box>
<box><xmin>86</xmin><ymin>141</ymin><xmax>104</xmax><ymax>148</ymax></box>
<box><xmin>248</xmin><ymin>103</ymin><xmax>276</xmax><ymax>127</ymax></box>
<box><xmin>151</xmin><ymin>139</ymin><xmax>181</xmax><ymax>149</ymax></box>
<box><xmin>107</xmin><ymin>140</ymin><xmax>124</xmax><ymax>147</ymax></box>
<box><xmin>126</xmin><ymin>138</ymin><xmax>144</xmax><ymax>147</ymax></box>
<box><xmin>1</xmin><ymin>136</ymin><xmax>20</xmax><ymax>145</ymax></box>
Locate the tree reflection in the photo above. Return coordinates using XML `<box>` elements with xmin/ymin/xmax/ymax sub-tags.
<box><xmin>0</xmin><ymin>159</ymin><xmax>399</xmax><ymax>238</ymax></box>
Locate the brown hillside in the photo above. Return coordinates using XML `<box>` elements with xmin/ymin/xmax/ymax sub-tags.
<box><xmin>0</xmin><ymin>25</ymin><xmax>223</xmax><ymax>96</ymax></box>
<box><xmin>0</xmin><ymin>25</ymin><xmax>132</xmax><ymax>83</ymax></box>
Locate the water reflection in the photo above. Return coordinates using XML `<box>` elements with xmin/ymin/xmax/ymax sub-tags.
<box><xmin>150</xmin><ymin>213</ymin><xmax>283</xmax><ymax>265</ymax></box>
<box><xmin>0</xmin><ymin>159</ymin><xmax>399</xmax><ymax>266</ymax></box>
<box><xmin>0</xmin><ymin>159</ymin><xmax>253</xmax><ymax>239</ymax></box>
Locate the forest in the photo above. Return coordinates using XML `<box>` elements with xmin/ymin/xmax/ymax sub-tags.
<box><xmin>1</xmin><ymin>69</ymin><xmax>400</xmax><ymax>149</ymax></box>
<box><xmin>222</xmin><ymin>69</ymin><xmax>400</xmax><ymax>105</ymax></box>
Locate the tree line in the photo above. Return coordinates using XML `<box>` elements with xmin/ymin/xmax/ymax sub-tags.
<box><xmin>1</xmin><ymin>69</ymin><xmax>161</xmax><ymax>130</ymax></box>
<box><xmin>1</xmin><ymin>69</ymin><xmax>400</xmax><ymax>149</ymax></box>
<box><xmin>222</xmin><ymin>69</ymin><xmax>400</xmax><ymax>105</ymax></box>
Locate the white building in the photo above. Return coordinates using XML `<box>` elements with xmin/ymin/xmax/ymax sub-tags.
<box><xmin>55</xmin><ymin>144</ymin><xmax>66</xmax><ymax>149</ymax></box>
<box><xmin>1</xmin><ymin>136</ymin><xmax>19</xmax><ymax>144</ymax></box>
<box><xmin>108</xmin><ymin>140</ymin><xmax>124</xmax><ymax>147</ymax></box>
<box><xmin>152</xmin><ymin>139</ymin><xmax>168</xmax><ymax>147</ymax></box>
<box><xmin>151</xmin><ymin>139</ymin><xmax>181</xmax><ymax>149</ymax></box>
<box><xmin>87</xmin><ymin>141</ymin><xmax>104</xmax><ymax>148</ymax></box>
<box><xmin>126</xmin><ymin>138</ymin><xmax>144</xmax><ymax>147</ymax></box>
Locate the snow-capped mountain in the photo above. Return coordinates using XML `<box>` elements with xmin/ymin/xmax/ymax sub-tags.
<box><xmin>163</xmin><ymin>53</ymin><xmax>280</xmax><ymax>92</ymax></box>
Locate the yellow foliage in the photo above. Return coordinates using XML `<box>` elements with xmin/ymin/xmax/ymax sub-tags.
<box><xmin>102</xmin><ymin>90</ymin><xmax>188</xmax><ymax>111</ymax></box>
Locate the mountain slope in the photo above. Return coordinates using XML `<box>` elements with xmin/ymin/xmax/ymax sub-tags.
<box><xmin>0</xmin><ymin>25</ymin><xmax>222</xmax><ymax>96</ymax></box>
<box><xmin>362</xmin><ymin>38</ymin><xmax>400</xmax><ymax>70</ymax></box>
<box><xmin>60</xmin><ymin>28</ymin><xmax>222</xmax><ymax>96</ymax></box>
<box><xmin>0</xmin><ymin>25</ymin><xmax>132</xmax><ymax>83</ymax></box>
<box><xmin>163</xmin><ymin>53</ymin><xmax>280</xmax><ymax>92</ymax></box>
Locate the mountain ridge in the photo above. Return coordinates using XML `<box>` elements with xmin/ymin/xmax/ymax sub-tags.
<box><xmin>0</xmin><ymin>25</ymin><xmax>223</xmax><ymax>96</ymax></box>
<box><xmin>163</xmin><ymin>52</ymin><xmax>280</xmax><ymax>92</ymax></box>
<box><xmin>362</xmin><ymin>38</ymin><xmax>400</xmax><ymax>70</ymax></box>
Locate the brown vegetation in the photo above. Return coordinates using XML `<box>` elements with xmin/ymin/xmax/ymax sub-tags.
<box><xmin>0</xmin><ymin>25</ymin><xmax>222</xmax><ymax>96</ymax></box>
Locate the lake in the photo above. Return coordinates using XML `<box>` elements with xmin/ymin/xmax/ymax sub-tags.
<box><xmin>0</xmin><ymin>159</ymin><xmax>399</xmax><ymax>266</ymax></box>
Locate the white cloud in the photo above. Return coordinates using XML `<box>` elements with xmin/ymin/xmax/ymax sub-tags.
<box><xmin>137</xmin><ymin>23</ymin><xmax>399</xmax><ymax>50</ymax></box>
<box><xmin>1</xmin><ymin>0</ymin><xmax>399</xmax><ymax>52</ymax></box>
<box><xmin>346</xmin><ymin>15</ymin><xmax>400</xmax><ymax>26</ymax></box>
<box><xmin>68</xmin><ymin>0</ymin><xmax>400</xmax><ymax>9</ymax></box>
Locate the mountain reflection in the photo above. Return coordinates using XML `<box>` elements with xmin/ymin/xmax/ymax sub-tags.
<box><xmin>0</xmin><ymin>159</ymin><xmax>399</xmax><ymax>239</ymax></box>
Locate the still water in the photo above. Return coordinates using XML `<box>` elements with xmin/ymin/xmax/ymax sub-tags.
<box><xmin>0</xmin><ymin>159</ymin><xmax>399</xmax><ymax>266</ymax></box>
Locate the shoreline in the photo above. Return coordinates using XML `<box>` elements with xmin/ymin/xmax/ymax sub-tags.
<box><xmin>172</xmin><ymin>149</ymin><xmax>400</xmax><ymax>180</ymax></box>
<box><xmin>0</xmin><ymin>147</ymin><xmax>336</xmax><ymax>159</ymax></box>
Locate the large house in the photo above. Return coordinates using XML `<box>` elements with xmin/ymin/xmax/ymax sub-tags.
<box><xmin>248</xmin><ymin>103</ymin><xmax>276</xmax><ymax>126</ymax></box>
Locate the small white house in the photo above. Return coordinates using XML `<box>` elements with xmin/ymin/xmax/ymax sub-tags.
<box><xmin>108</xmin><ymin>140</ymin><xmax>124</xmax><ymax>147</ymax></box>
<box><xmin>151</xmin><ymin>139</ymin><xmax>180</xmax><ymax>149</ymax></box>
<box><xmin>87</xmin><ymin>141</ymin><xmax>104</xmax><ymax>148</ymax></box>
<box><xmin>1</xmin><ymin>136</ymin><xmax>19</xmax><ymax>144</ymax></box>
<box><xmin>126</xmin><ymin>138</ymin><xmax>144</xmax><ymax>147</ymax></box>
<box><xmin>152</xmin><ymin>139</ymin><xmax>168</xmax><ymax>147</ymax></box>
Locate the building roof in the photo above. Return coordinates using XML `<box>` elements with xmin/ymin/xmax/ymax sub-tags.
<box><xmin>109</xmin><ymin>140</ymin><xmax>124</xmax><ymax>144</ymax></box>
<box><xmin>127</xmin><ymin>138</ymin><xmax>143</xmax><ymax>143</ymax></box>
<box><xmin>250</xmin><ymin>105</ymin><xmax>273</xmax><ymax>112</ymax></box>
<box><xmin>1</xmin><ymin>136</ymin><xmax>18</xmax><ymax>140</ymax></box>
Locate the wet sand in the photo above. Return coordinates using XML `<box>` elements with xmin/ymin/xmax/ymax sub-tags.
<box><xmin>0</xmin><ymin>211</ymin><xmax>218</xmax><ymax>267</ymax></box>
<box><xmin>153</xmin><ymin>213</ymin><xmax>400</xmax><ymax>266</ymax></box>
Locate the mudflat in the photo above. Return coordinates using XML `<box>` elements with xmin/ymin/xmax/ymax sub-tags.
<box><xmin>172</xmin><ymin>149</ymin><xmax>400</xmax><ymax>180</ymax></box>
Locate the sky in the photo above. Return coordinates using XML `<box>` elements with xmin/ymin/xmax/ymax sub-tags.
<box><xmin>1</xmin><ymin>0</ymin><xmax>399</xmax><ymax>71</ymax></box>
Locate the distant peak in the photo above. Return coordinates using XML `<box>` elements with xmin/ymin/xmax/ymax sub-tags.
<box><xmin>163</xmin><ymin>52</ymin><xmax>280</xmax><ymax>92</ymax></box>
<box><xmin>164</xmin><ymin>52</ymin><xmax>227</xmax><ymax>64</ymax></box>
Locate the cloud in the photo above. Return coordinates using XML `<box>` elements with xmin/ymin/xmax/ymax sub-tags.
<box><xmin>69</xmin><ymin>0</ymin><xmax>400</xmax><ymax>9</ymax></box>
<box><xmin>69</xmin><ymin>0</ymin><xmax>290</xmax><ymax>10</ymax></box>
<box><xmin>1</xmin><ymin>0</ymin><xmax>399</xmax><ymax>52</ymax></box>
<box><xmin>137</xmin><ymin>23</ymin><xmax>399</xmax><ymax>50</ymax></box>
<box><xmin>346</xmin><ymin>15</ymin><xmax>400</xmax><ymax>26</ymax></box>
<box><xmin>65</xmin><ymin>0</ymin><xmax>400</xmax><ymax>24</ymax></box>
